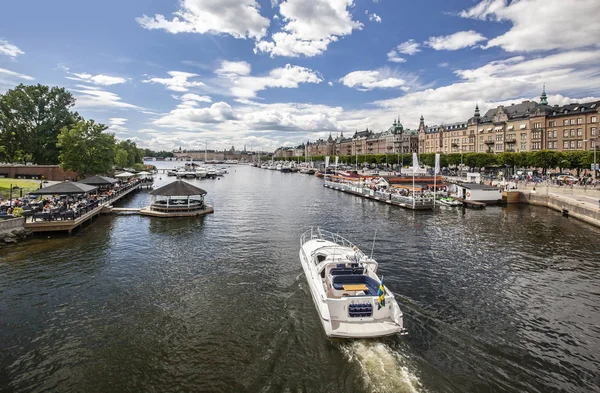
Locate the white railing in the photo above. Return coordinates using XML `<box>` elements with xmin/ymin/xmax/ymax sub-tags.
<box><xmin>325</xmin><ymin>179</ymin><xmax>434</xmax><ymax>206</ymax></box>
<box><xmin>300</xmin><ymin>227</ymin><xmax>362</xmax><ymax>254</ymax></box>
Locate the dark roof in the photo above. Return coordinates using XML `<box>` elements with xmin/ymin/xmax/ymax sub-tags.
<box><xmin>32</xmin><ymin>181</ymin><xmax>98</xmax><ymax>195</ymax></box>
<box><xmin>548</xmin><ymin>100</ymin><xmax>600</xmax><ymax>117</ymax></box>
<box><xmin>79</xmin><ymin>175</ymin><xmax>119</xmax><ymax>186</ymax></box>
<box><xmin>481</xmin><ymin>101</ymin><xmax>538</xmax><ymax>121</ymax></box>
<box><xmin>150</xmin><ymin>180</ymin><xmax>207</xmax><ymax>196</ymax></box>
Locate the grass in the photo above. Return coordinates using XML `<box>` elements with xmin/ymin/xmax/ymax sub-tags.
<box><xmin>0</xmin><ymin>178</ymin><xmax>42</xmax><ymax>199</ymax></box>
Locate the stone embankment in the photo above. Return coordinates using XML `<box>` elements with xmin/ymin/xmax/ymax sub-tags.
<box><xmin>519</xmin><ymin>190</ymin><xmax>600</xmax><ymax>228</ymax></box>
<box><xmin>0</xmin><ymin>217</ymin><xmax>33</xmax><ymax>247</ymax></box>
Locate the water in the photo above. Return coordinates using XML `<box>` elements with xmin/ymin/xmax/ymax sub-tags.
<box><xmin>1</xmin><ymin>164</ymin><xmax>599</xmax><ymax>393</ymax></box>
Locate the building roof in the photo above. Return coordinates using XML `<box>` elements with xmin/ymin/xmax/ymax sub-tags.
<box><xmin>454</xmin><ymin>182</ymin><xmax>498</xmax><ymax>191</ymax></box>
<box><xmin>548</xmin><ymin>100</ymin><xmax>600</xmax><ymax>117</ymax></box>
<box><xmin>79</xmin><ymin>175</ymin><xmax>119</xmax><ymax>186</ymax></box>
<box><xmin>32</xmin><ymin>181</ymin><xmax>98</xmax><ymax>195</ymax></box>
<box><xmin>149</xmin><ymin>180</ymin><xmax>207</xmax><ymax>196</ymax></box>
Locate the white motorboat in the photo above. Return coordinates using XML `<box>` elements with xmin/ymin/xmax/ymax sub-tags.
<box><xmin>195</xmin><ymin>167</ymin><xmax>208</xmax><ymax>178</ymax></box>
<box><xmin>299</xmin><ymin>228</ymin><xmax>407</xmax><ymax>338</ymax></box>
<box><xmin>206</xmin><ymin>167</ymin><xmax>218</xmax><ymax>178</ymax></box>
<box><xmin>216</xmin><ymin>167</ymin><xmax>227</xmax><ymax>176</ymax></box>
<box><xmin>268</xmin><ymin>164</ymin><xmax>278</xmax><ymax>170</ymax></box>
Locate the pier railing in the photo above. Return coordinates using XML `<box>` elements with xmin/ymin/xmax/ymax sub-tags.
<box><xmin>324</xmin><ymin>179</ymin><xmax>434</xmax><ymax>207</ymax></box>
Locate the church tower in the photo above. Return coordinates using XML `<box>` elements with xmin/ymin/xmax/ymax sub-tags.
<box><xmin>540</xmin><ymin>84</ymin><xmax>548</xmax><ymax>105</ymax></box>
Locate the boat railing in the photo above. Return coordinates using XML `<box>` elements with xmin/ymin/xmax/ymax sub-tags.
<box><xmin>300</xmin><ymin>227</ymin><xmax>361</xmax><ymax>252</ymax></box>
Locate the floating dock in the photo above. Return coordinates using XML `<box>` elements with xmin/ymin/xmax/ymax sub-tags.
<box><xmin>324</xmin><ymin>181</ymin><xmax>433</xmax><ymax>210</ymax></box>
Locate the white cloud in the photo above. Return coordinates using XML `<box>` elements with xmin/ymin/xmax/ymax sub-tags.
<box><xmin>229</xmin><ymin>64</ymin><xmax>322</xmax><ymax>98</ymax></box>
<box><xmin>143</xmin><ymin>71</ymin><xmax>206</xmax><ymax>92</ymax></box>
<box><xmin>153</xmin><ymin>101</ymin><xmax>237</xmax><ymax>129</ymax></box>
<box><xmin>425</xmin><ymin>30</ymin><xmax>486</xmax><ymax>51</ymax></box>
<box><xmin>460</xmin><ymin>0</ymin><xmax>600</xmax><ymax>52</ymax></box>
<box><xmin>215</xmin><ymin>60</ymin><xmax>252</xmax><ymax>78</ymax></box>
<box><xmin>108</xmin><ymin>118</ymin><xmax>128</xmax><ymax>133</ymax></box>
<box><xmin>386</xmin><ymin>50</ymin><xmax>406</xmax><ymax>63</ymax></box>
<box><xmin>71</xmin><ymin>86</ymin><xmax>140</xmax><ymax>110</ymax></box>
<box><xmin>180</xmin><ymin>93</ymin><xmax>212</xmax><ymax>103</ymax></box>
<box><xmin>136</xmin><ymin>0</ymin><xmax>270</xmax><ymax>40</ymax></box>
<box><xmin>372</xmin><ymin>49</ymin><xmax>600</xmax><ymax>128</ymax></box>
<box><xmin>0</xmin><ymin>67</ymin><xmax>34</xmax><ymax>81</ymax></box>
<box><xmin>328</xmin><ymin>81</ymin><xmax>333</xmax><ymax>86</ymax></box>
<box><xmin>438</xmin><ymin>62</ymin><xmax>450</xmax><ymax>68</ymax></box>
<box><xmin>396</xmin><ymin>39</ymin><xmax>421</xmax><ymax>55</ymax></box>
<box><xmin>66</xmin><ymin>72</ymin><xmax>128</xmax><ymax>86</ymax></box>
<box><xmin>366</xmin><ymin>11</ymin><xmax>382</xmax><ymax>23</ymax></box>
<box><xmin>339</xmin><ymin>69</ymin><xmax>407</xmax><ymax>91</ymax></box>
<box><xmin>255</xmin><ymin>0</ymin><xmax>363</xmax><ymax>57</ymax></box>
<box><xmin>0</xmin><ymin>39</ymin><xmax>24</xmax><ymax>58</ymax></box>
<box><xmin>387</xmin><ymin>39</ymin><xmax>420</xmax><ymax>63</ymax></box>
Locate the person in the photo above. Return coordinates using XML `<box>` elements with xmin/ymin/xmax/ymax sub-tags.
<box><xmin>352</xmin><ymin>246</ymin><xmax>361</xmax><ymax>264</ymax></box>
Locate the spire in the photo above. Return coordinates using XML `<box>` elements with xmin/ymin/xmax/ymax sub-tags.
<box><xmin>474</xmin><ymin>103</ymin><xmax>480</xmax><ymax>118</ymax></box>
<box><xmin>540</xmin><ymin>83</ymin><xmax>548</xmax><ymax>105</ymax></box>
<box><xmin>393</xmin><ymin>118</ymin><xmax>397</xmax><ymax>126</ymax></box>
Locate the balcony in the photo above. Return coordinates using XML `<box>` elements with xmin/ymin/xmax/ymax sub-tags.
<box><xmin>505</xmin><ymin>138</ymin><xmax>516</xmax><ymax>144</ymax></box>
<box><xmin>484</xmin><ymin>140</ymin><xmax>494</xmax><ymax>145</ymax></box>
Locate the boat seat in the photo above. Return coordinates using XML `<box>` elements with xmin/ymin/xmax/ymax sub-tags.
<box><xmin>330</xmin><ymin>267</ymin><xmax>364</xmax><ymax>276</ymax></box>
<box><xmin>332</xmin><ymin>275</ymin><xmax>379</xmax><ymax>295</ymax></box>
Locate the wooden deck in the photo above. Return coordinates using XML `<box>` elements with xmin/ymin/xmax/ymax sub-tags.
<box><xmin>24</xmin><ymin>182</ymin><xmax>144</xmax><ymax>233</ymax></box>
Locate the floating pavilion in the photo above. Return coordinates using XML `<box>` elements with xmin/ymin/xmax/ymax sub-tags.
<box><xmin>140</xmin><ymin>179</ymin><xmax>214</xmax><ymax>217</ymax></box>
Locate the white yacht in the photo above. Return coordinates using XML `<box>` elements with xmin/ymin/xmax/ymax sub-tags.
<box><xmin>299</xmin><ymin>228</ymin><xmax>407</xmax><ymax>338</ymax></box>
<box><xmin>195</xmin><ymin>167</ymin><xmax>208</xmax><ymax>178</ymax></box>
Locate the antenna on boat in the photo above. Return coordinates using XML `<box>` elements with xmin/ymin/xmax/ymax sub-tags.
<box><xmin>370</xmin><ymin>229</ymin><xmax>377</xmax><ymax>259</ymax></box>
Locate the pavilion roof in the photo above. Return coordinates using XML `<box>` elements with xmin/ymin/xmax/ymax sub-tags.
<box><xmin>149</xmin><ymin>180</ymin><xmax>207</xmax><ymax>196</ymax></box>
<box><xmin>79</xmin><ymin>175</ymin><xmax>119</xmax><ymax>186</ymax></box>
<box><xmin>32</xmin><ymin>181</ymin><xmax>98</xmax><ymax>195</ymax></box>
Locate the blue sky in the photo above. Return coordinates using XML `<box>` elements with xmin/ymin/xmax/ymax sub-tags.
<box><xmin>1</xmin><ymin>0</ymin><xmax>599</xmax><ymax>151</ymax></box>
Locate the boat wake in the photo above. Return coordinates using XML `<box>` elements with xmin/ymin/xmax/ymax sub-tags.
<box><xmin>341</xmin><ymin>341</ymin><xmax>423</xmax><ymax>393</ymax></box>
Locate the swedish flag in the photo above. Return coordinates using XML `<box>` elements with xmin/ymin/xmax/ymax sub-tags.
<box><xmin>377</xmin><ymin>276</ymin><xmax>385</xmax><ymax>310</ymax></box>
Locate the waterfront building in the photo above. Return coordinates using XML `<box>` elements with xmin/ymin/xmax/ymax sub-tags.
<box><xmin>275</xmin><ymin>119</ymin><xmax>418</xmax><ymax>159</ymax></box>
<box><xmin>419</xmin><ymin>87</ymin><xmax>600</xmax><ymax>155</ymax></box>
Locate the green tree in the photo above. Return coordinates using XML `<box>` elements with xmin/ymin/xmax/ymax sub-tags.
<box><xmin>57</xmin><ymin>120</ymin><xmax>116</xmax><ymax>176</ymax></box>
<box><xmin>115</xmin><ymin>148</ymin><xmax>129</xmax><ymax>168</ymax></box>
<box><xmin>0</xmin><ymin>84</ymin><xmax>79</xmax><ymax>164</ymax></box>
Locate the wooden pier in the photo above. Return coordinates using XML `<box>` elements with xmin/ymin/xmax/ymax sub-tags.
<box><xmin>455</xmin><ymin>198</ymin><xmax>486</xmax><ymax>209</ymax></box>
<box><xmin>24</xmin><ymin>182</ymin><xmax>145</xmax><ymax>234</ymax></box>
<box><xmin>324</xmin><ymin>183</ymin><xmax>433</xmax><ymax>210</ymax></box>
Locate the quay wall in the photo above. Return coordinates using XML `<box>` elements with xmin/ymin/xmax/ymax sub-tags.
<box><xmin>519</xmin><ymin>192</ymin><xmax>600</xmax><ymax>228</ymax></box>
<box><xmin>0</xmin><ymin>165</ymin><xmax>79</xmax><ymax>181</ymax></box>
<box><xmin>0</xmin><ymin>217</ymin><xmax>25</xmax><ymax>235</ymax></box>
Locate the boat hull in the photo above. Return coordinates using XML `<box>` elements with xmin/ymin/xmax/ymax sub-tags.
<box><xmin>299</xmin><ymin>242</ymin><xmax>405</xmax><ymax>339</ymax></box>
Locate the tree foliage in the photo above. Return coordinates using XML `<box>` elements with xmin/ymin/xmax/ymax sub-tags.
<box><xmin>0</xmin><ymin>84</ymin><xmax>79</xmax><ymax>164</ymax></box>
<box><xmin>57</xmin><ymin>120</ymin><xmax>115</xmax><ymax>176</ymax></box>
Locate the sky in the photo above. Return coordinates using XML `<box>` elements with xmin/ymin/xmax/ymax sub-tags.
<box><xmin>1</xmin><ymin>0</ymin><xmax>599</xmax><ymax>152</ymax></box>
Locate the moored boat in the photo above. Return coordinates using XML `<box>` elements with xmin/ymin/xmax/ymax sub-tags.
<box><xmin>299</xmin><ymin>228</ymin><xmax>407</xmax><ymax>338</ymax></box>
<box><xmin>439</xmin><ymin>197</ymin><xmax>462</xmax><ymax>207</ymax></box>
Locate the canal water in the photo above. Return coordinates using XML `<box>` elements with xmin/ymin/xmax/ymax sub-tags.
<box><xmin>1</xmin><ymin>164</ymin><xmax>599</xmax><ymax>393</ymax></box>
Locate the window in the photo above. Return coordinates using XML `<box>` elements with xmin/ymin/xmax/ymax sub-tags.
<box><xmin>570</xmin><ymin>129</ymin><xmax>575</xmax><ymax>136</ymax></box>
<box><xmin>554</xmin><ymin>130</ymin><xmax>557</xmax><ymax>137</ymax></box>
<box><xmin>534</xmin><ymin>122</ymin><xmax>541</xmax><ymax>129</ymax></box>
<box><xmin>592</xmin><ymin>127</ymin><xmax>597</xmax><ymax>136</ymax></box>
<box><xmin>592</xmin><ymin>140</ymin><xmax>596</xmax><ymax>148</ymax></box>
<box><xmin>563</xmin><ymin>120</ymin><xmax>569</xmax><ymax>126</ymax></box>
<box><xmin>548</xmin><ymin>130</ymin><xmax>553</xmax><ymax>138</ymax></box>
<box><xmin>577</xmin><ymin>140</ymin><xmax>583</xmax><ymax>148</ymax></box>
<box><xmin>577</xmin><ymin>128</ymin><xmax>582</xmax><ymax>136</ymax></box>
<box><xmin>570</xmin><ymin>141</ymin><xmax>575</xmax><ymax>148</ymax></box>
<box><xmin>549</xmin><ymin>121</ymin><xmax>556</xmax><ymax>127</ymax></box>
<box><xmin>496</xmin><ymin>134</ymin><xmax>503</xmax><ymax>141</ymax></box>
<box><xmin>592</xmin><ymin>116</ymin><xmax>597</xmax><ymax>123</ymax></box>
<box><xmin>521</xmin><ymin>142</ymin><xmax>527</xmax><ymax>151</ymax></box>
<box><xmin>495</xmin><ymin>143</ymin><xmax>503</xmax><ymax>151</ymax></box>
<box><xmin>553</xmin><ymin>141</ymin><xmax>557</xmax><ymax>149</ymax></box>
<box><xmin>570</xmin><ymin>119</ymin><xmax>575</xmax><ymax>125</ymax></box>
<box><xmin>564</xmin><ymin>129</ymin><xmax>568</xmax><ymax>137</ymax></box>
<box><xmin>563</xmin><ymin>141</ymin><xmax>568</xmax><ymax>149</ymax></box>
<box><xmin>479</xmin><ymin>144</ymin><xmax>484</xmax><ymax>151</ymax></box>
<box><xmin>577</xmin><ymin>118</ymin><xmax>583</xmax><ymax>124</ymax></box>
<box><xmin>521</xmin><ymin>133</ymin><xmax>527</xmax><ymax>140</ymax></box>
<box><xmin>479</xmin><ymin>136</ymin><xmax>483</xmax><ymax>141</ymax></box>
